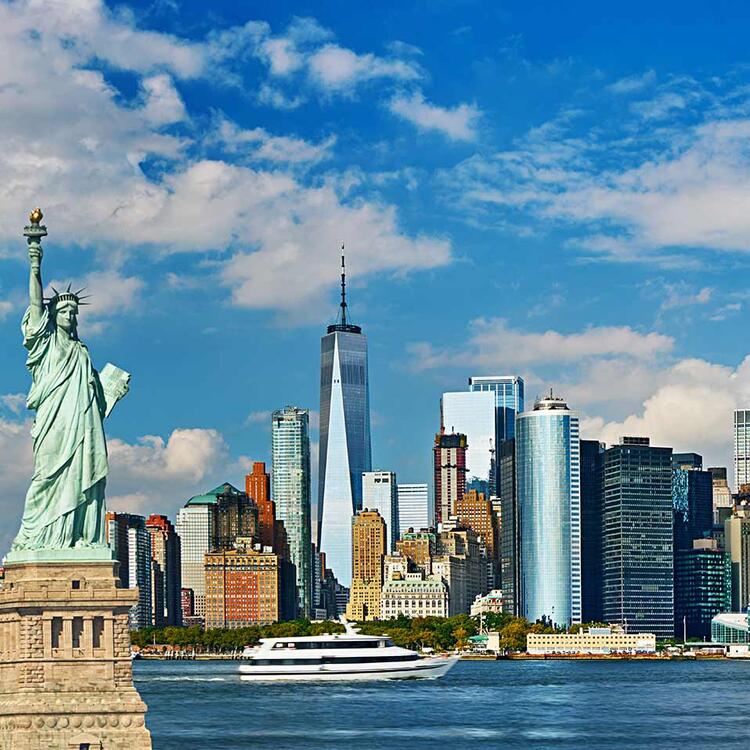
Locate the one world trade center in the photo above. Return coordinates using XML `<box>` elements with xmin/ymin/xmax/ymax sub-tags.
<box><xmin>318</xmin><ymin>252</ymin><xmax>372</xmax><ymax>587</ymax></box>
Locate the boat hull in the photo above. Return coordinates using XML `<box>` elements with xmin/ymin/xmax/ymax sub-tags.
<box><xmin>238</xmin><ymin>655</ymin><xmax>459</xmax><ymax>682</ymax></box>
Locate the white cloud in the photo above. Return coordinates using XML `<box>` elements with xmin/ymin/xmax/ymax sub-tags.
<box><xmin>660</xmin><ymin>283</ymin><xmax>713</xmax><ymax>310</ymax></box>
<box><xmin>0</xmin><ymin>300</ymin><xmax>12</xmax><ymax>320</ymax></box>
<box><xmin>245</xmin><ymin>410</ymin><xmax>271</xmax><ymax>426</ymax></box>
<box><xmin>389</xmin><ymin>90</ymin><xmax>480</xmax><ymax>141</ymax></box>
<box><xmin>0</xmin><ymin>3</ymin><xmax>449</xmax><ymax>315</ymax></box>
<box><xmin>213</xmin><ymin>117</ymin><xmax>335</xmax><ymax>164</ymax></box>
<box><xmin>308</xmin><ymin>44</ymin><xmax>421</xmax><ymax>92</ymax></box>
<box><xmin>581</xmin><ymin>357</ymin><xmax>750</xmax><ymax>476</ymax></box>
<box><xmin>0</xmin><ymin>393</ymin><xmax>26</xmax><ymax>414</ymax></box>
<box><xmin>607</xmin><ymin>70</ymin><xmax>656</xmax><ymax>94</ymax></box>
<box><xmin>408</xmin><ymin>318</ymin><xmax>673</xmax><ymax>371</ymax></box>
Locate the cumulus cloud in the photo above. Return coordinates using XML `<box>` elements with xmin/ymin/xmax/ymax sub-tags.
<box><xmin>389</xmin><ymin>90</ymin><xmax>481</xmax><ymax>141</ymax></box>
<box><xmin>407</xmin><ymin>318</ymin><xmax>673</xmax><ymax>371</ymax></box>
<box><xmin>0</xmin><ymin>300</ymin><xmax>12</xmax><ymax>320</ymax></box>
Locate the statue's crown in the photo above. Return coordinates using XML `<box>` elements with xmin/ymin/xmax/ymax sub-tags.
<box><xmin>46</xmin><ymin>284</ymin><xmax>90</xmax><ymax>308</ymax></box>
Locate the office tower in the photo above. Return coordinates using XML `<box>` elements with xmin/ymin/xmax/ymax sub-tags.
<box><xmin>516</xmin><ymin>393</ymin><xmax>581</xmax><ymax>626</ymax></box>
<box><xmin>175</xmin><ymin>490</ymin><xmax>216</xmax><ymax>619</ymax></box>
<box><xmin>380</xmin><ymin>573</ymin><xmax>449</xmax><ymax>619</ymax></box>
<box><xmin>441</xmin><ymin>390</ymin><xmax>496</xmax><ymax>490</ymax></box>
<box><xmin>181</xmin><ymin>588</ymin><xmax>195</xmax><ymax>621</ymax></box>
<box><xmin>106</xmin><ymin>512</ymin><xmax>152</xmax><ymax>629</ymax></box>
<box><xmin>498</xmin><ymin>438</ymin><xmax>518</xmax><ymax>615</ymax></box>
<box><xmin>272</xmin><ymin>406</ymin><xmax>312</xmax><ymax>617</ymax></box>
<box><xmin>455</xmin><ymin>490</ymin><xmax>497</xmax><ymax>561</ymax></box>
<box><xmin>145</xmin><ymin>514</ymin><xmax>182</xmax><ymax>627</ymax></box>
<box><xmin>709</xmin><ymin>467</ymin><xmax>734</xmax><ymax>524</ymax></box>
<box><xmin>580</xmin><ymin>440</ymin><xmax>604</xmax><ymax>624</ymax></box>
<box><xmin>674</xmin><ymin>539</ymin><xmax>731</xmax><ymax>639</ymax></box>
<box><xmin>433</xmin><ymin>431</ymin><xmax>468</xmax><ymax>526</ymax></box>
<box><xmin>725</xmin><ymin>502</ymin><xmax>750</xmax><ymax>611</ymax></box>
<box><xmin>246</xmin><ymin>461</ymin><xmax>275</xmax><ymax>549</ymax></box>
<box><xmin>735</xmin><ymin>410</ymin><xmax>750</xmax><ymax>489</ymax></box>
<box><xmin>204</xmin><ymin>538</ymin><xmax>281</xmax><ymax>627</ymax></box>
<box><xmin>345</xmin><ymin>509</ymin><xmax>386</xmax><ymax>621</ymax></box>
<box><xmin>434</xmin><ymin>528</ymin><xmax>484</xmax><ymax>615</ymax></box>
<box><xmin>469</xmin><ymin>375</ymin><xmax>524</xmax><ymax>494</ymax></box>
<box><xmin>468</xmin><ymin>375</ymin><xmax>525</xmax><ymax>442</ymax></box>
<box><xmin>363</xmin><ymin>471</ymin><xmax>399</xmax><ymax>551</ymax></box>
<box><xmin>672</xmin><ymin>464</ymin><xmax>713</xmax><ymax>553</ymax></box>
<box><xmin>397</xmin><ymin>483</ymin><xmax>430</xmax><ymax>533</ymax></box>
<box><xmin>318</xmin><ymin>254</ymin><xmax>372</xmax><ymax>587</ymax></box>
<box><xmin>673</xmin><ymin>453</ymin><xmax>703</xmax><ymax>469</ymax></box>
<box><xmin>602</xmin><ymin>437</ymin><xmax>674</xmax><ymax>639</ymax></box>
<box><xmin>213</xmin><ymin>482</ymin><xmax>258</xmax><ymax>552</ymax></box>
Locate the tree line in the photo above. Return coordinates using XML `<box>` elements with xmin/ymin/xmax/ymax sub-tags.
<box><xmin>130</xmin><ymin>612</ymin><xmax>564</xmax><ymax>652</ymax></box>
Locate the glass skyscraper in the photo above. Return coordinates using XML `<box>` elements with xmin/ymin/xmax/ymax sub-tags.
<box><xmin>272</xmin><ymin>406</ymin><xmax>312</xmax><ymax>616</ymax></box>
<box><xmin>602</xmin><ymin>437</ymin><xmax>674</xmax><ymax>639</ymax></box>
<box><xmin>468</xmin><ymin>375</ymin><xmax>525</xmax><ymax>442</ymax></box>
<box><xmin>441</xmin><ymin>390</ymin><xmax>496</xmax><ymax>489</ymax></box>
<box><xmin>362</xmin><ymin>471</ymin><xmax>399</xmax><ymax>552</ymax></box>
<box><xmin>318</xmin><ymin>255</ymin><xmax>372</xmax><ymax>587</ymax></box>
<box><xmin>516</xmin><ymin>393</ymin><xmax>581</xmax><ymax>626</ymax></box>
<box><xmin>397</xmin><ymin>483</ymin><xmax>430</xmax><ymax>533</ymax></box>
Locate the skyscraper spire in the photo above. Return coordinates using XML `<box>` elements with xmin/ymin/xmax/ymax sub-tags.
<box><xmin>340</xmin><ymin>243</ymin><xmax>347</xmax><ymax>326</ymax></box>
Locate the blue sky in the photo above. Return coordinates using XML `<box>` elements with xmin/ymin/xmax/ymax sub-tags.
<box><xmin>3</xmin><ymin>0</ymin><xmax>750</xmax><ymax>549</ymax></box>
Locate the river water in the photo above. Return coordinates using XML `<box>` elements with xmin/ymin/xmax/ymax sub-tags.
<box><xmin>135</xmin><ymin>658</ymin><xmax>750</xmax><ymax>749</ymax></box>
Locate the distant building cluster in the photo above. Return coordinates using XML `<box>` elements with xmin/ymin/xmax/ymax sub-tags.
<box><xmin>106</xmin><ymin>258</ymin><xmax>750</xmax><ymax>641</ymax></box>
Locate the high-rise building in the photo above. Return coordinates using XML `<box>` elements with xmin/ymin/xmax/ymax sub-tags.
<box><xmin>397</xmin><ymin>483</ymin><xmax>430</xmax><ymax>533</ymax></box>
<box><xmin>246</xmin><ymin>461</ymin><xmax>274</xmax><ymax>550</ymax></box>
<box><xmin>674</xmin><ymin>538</ymin><xmax>731</xmax><ymax>640</ymax></box>
<box><xmin>672</xmin><ymin>464</ymin><xmax>713</xmax><ymax>553</ymax></box>
<box><xmin>498</xmin><ymin>438</ymin><xmax>518</xmax><ymax>615</ymax></box>
<box><xmin>204</xmin><ymin>538</ymin><xmax>281</xmax><ymax>628</ymax></box>
<box><xmin>735</xmin><ymin>410</ymin><xmax>750</xmax><ymax>490</ymax></box>
<box><xmin>434</xmin><ymin>528</ymin><xmax>485</xmax><ymax>615</ymax></box>
<box><xmin>175</xmin><ymin>487</ymin><xmax>219</xmax><ymax>619</ymax></box>
<box><xmin>397</xmin><ymin>530</ymin><xmax>436</xmax><ymax>568</ymax></box>
<box><xmin>516</xmin><ymin>393</ymin><xmax>581</xmax><ymax>626</ymax></box>
<box><xmin>602</xmin><ymin>437</ymin><xmax>674</xmax><ymax>639</ymax></box>
<box><xmin>441</xmin><ymin>390</ymin><xmax>496</xmax><ymax>490</ymax></box>
<box><xmin>433</xmin><ymin>431</ymin><xmax>468</xmax><ymax>526</ymax></box>
<box><xmin>213</xmin><ymin>482</ymin><xmax>258</xmax><ymax>552</ymax></box>
<box><xmin>469</xmin><ymin>375</ymin><xmax>524</xmax><ymax>495</ymax></box>
<box><xmin>725</xmin><ymin>503</ymin><xmax>750</xmax><ymax>612</ymax></box>
<box><xmin>362</xmin><ymin>471</ymin><xmax>399</xmax><ymax>551</ymax></box>
<box><xmin>455</xmin><ymin>490</ymin><xmax>496</xmax><ymax>561</ymax></box>
<box><xmin>318</xmin><ymin>254</ymin><xmax>372</xmax><ymax>587</ymax></box>
<box><xmin>709</xmin><ymin>467</ymin><xmax>734</xmax><ymax>524</ymax></box>
<box><xmin>468</xmin><ymin>375</ymin><xmax>525</xmax><ymax>443</ymax></box>
<box><xmin>106</xmin><ymin>512</ymin><xmax>152</xmax><ymax>630</ymax></box>
<box><xmin>272</xmin><ymin>406</ymin><xmax>312</xmax><ymax>617</ymax></box>
<box><xmin>145</xmin><ymin>514</ymin><xmax>182</xmax><ymax>627</ymax></box>
<box><xmin>345</xmin><ymin>509</ymin><xmax>386</xmax><ymax>621</ymax></box>
<box><xmin>580</xmin><ymin>440</ymin><xmax>604</xmax><ymax>624</ymax></box>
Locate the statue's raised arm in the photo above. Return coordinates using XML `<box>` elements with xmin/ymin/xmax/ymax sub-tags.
<box><xmin>9</xmin><ymin>209</ymin><xmax>126</xmax><ymax>563</ymax></box>
<box><xmin>26</xmin><ymin>208</ymin><xmax>45</xmax><ymax>326</ymax></box>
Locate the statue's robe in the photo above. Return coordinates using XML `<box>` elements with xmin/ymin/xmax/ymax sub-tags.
<box><xmin>11</xmin><ymin>306</ymin><xmax>108</xmax><ymax>550</ymax></box>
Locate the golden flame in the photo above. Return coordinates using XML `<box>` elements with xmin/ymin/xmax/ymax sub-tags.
<box><xmin>29</xmin><ymin>207</ymin><xmax>43</xmax><ymax>224</ymax></box>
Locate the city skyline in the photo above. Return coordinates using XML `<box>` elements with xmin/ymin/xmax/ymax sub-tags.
<box><xmin>4</xmin><ymin>2</ymin><xmax>750</xmax><ymax>550</ymax></box>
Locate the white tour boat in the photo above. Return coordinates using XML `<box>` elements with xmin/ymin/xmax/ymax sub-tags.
<box><xmin>238</xmin><ymin>629</ymin><xmax>458</xmax><ymax>682</ymax></box>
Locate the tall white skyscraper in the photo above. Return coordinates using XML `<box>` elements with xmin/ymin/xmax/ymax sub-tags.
<box><xmin>516</xmin><ymin>392</ymin><xmax>581</xmax><ymax>626</ymax></box>
<box><xmin>735</xmin><ymin>410</ymin><xmax>750</xmax><ymax>489</ymax></box>
<box><xmin>318</xmin><ymin>253</ymin><xmax>372</xmax><ymax>587</ymax></box>
<box><xmin>441</xmin><ymin>390</ymin><xmax>496</xmax><ymax>489</ymax></box>
<box><xmin>175</xmin><ymin>496</ymin><xmax>215</xmax><ymax>619</ymax></box>
<box><xmin>272</xmin><ymin>406</ymin><xmax>312</xmax><ymax>616</ymax></box>
<box><xmin>362</xmin><ymin>471</ymin><xmax>398</xmax><ymax>551</ymax></box>
<box><xmin>397</xmin><ymin>484</ymin><xmax>430</xmax><ymax>532</ymax></box>
<box><xmin>468</xmin><ymin>375</ymin><xmax>525</xmax><ymax>442</ymax></box>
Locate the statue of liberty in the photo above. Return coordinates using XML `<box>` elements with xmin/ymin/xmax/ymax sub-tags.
<box><xmin>9</xmin><ymin>209</ymin><xmax>130</xmax><ymax>559</ymax></box>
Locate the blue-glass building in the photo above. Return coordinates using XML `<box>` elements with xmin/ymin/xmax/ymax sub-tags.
<box><xmin>318</xmin><ymin>257</ymin><xmax>372</xmax><ymax>587</ymax></box>
<box><xmin>516</xmin><ymin>393</ymin><xmax>581</xmax><ymax>626</ymax></box>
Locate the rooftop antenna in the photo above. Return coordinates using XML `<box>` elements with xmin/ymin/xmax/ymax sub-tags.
<box><xmin>339</xmin><ymin>243</ymin><xmax>348</xmax><ymax>326</ymax></box>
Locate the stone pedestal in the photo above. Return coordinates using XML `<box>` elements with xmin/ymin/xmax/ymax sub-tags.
<box><xmin>0</xmin><ymin>561</ymin><xmax>152</xmax><ymax>749</ymax></box>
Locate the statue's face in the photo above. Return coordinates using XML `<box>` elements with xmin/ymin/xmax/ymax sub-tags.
<box><xmin>55</xmin><ymin>302</ymin><xmax>78</xmax><ymax>334</ymax></box>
